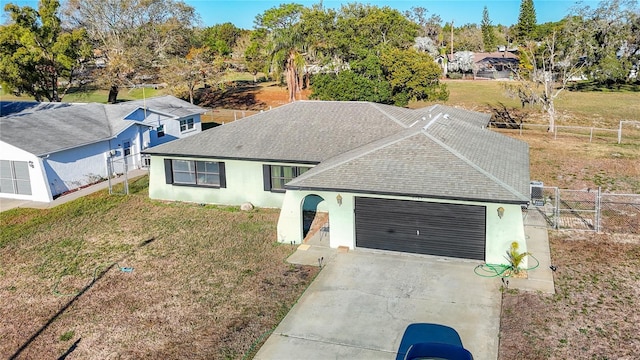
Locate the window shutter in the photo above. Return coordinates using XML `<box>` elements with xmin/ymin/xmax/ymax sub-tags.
<box><xmin>262</xmin><ymin>164</ymin><xmax>271</xmax><ymax>191</ymax></box>
<box><xmin>164</xmin><ymin>159</ymin><xmax>173</xmax><ymax>184</ymax></box>
<box><xmin>218</xmin><ymin>162</ymin><xmax>226</xmax><ymax>188</ymax></box>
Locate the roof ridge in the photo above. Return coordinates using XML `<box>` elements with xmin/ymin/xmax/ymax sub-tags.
<box><xmin>423</xmin><ymin>131</ymin><xmax>529</xmax><ymax>202</ymax></box>
<box><xmin>290</xmin><ymin>129</ymin><xmax>420</xmax><ymax>184</ymax></box>
<box><xmin>369</xmin><ymin>102</ymin><xmax>413</xmax><ymax>129</ymax></box>
<box><xmin>100</xmin><ymin>103</ymin><xmax>116</xmax><ymax>137</ymax></box>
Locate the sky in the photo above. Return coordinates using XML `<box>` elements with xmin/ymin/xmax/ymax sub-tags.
<box><xmin>3</xmin><ymin>0</ymin><xmax>600</xmax><ymax>29</ymax></box>
<box><xmin>186</xmin><ymin>0</ymin><xmax>600</xmax><ymax>29</ymax></box>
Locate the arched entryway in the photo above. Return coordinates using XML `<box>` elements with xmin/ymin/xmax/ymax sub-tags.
<box><xmin>301</xmin><ymin>194</ymin><xmax>329</xmax><ymax>246</ymax></box>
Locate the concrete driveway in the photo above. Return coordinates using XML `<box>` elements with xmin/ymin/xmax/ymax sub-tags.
<box><xmin>255</xmin><ymin>250</ymin><xmax>502</xmax><ymax>359</ymax></box>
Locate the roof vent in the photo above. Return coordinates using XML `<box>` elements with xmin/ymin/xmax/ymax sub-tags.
<box><xmin>443</xmin><ymin>114</ymin><xmax>450</xmax><ymax>119</ymax></box>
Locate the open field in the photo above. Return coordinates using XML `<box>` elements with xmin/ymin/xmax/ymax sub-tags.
<box><xmin>0</xmin><ymin>177</ymin><xmax>318</xmax><ymax>359</ymax></box>
<box><xmin>423</xmin><ymin>80</ymin><xmax>640</xmax><ymax>128</ymax></box>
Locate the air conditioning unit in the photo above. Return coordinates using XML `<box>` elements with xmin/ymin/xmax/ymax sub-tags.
<box><xmin>530</xmin><ymin>181</ymin><xmax>544</xmax><ymax>206</ymax></box>
<box><xmin>109</xmin><ymin>149</ymin><xmax>117</xmax><ymax>156</ymax></box>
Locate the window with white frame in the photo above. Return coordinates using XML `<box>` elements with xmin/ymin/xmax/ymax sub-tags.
<box><xmin>180</xmin><ymin>118</ymin><xmax>195</xmax><ymax>132</ymax></box>
<box><xmin>0</xmin><ymin>160</ymin><xmax>32</xmax><ymax>195</ymax></box>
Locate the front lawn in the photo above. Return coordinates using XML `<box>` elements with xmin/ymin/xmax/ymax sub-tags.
<box><xmin>0</xmin><ymin>176</ymin><xmax>317</xmax><ymax>359</ymax></box>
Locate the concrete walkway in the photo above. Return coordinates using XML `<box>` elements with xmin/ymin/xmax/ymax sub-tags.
<box><xmin>509</xmin><ymin>207</ymin><xmax>555</xmax><ymax>294</ymax></box>
<box><xmin>0</xmin><ymin>169</ymin><xmax>148</xmax><ymax>212</ymax></box>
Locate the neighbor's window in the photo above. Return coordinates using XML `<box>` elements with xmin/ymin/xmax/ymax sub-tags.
<box><xmin>157</xmin><ymin>125</ymin><xmax>165</xmax><ymax>137</ymax></box>
<box><xmin>0</xmin><ymin>160</ymin><xmax>32</xmax><ymax>195</ymax></box>
<box><xmin>165</xmin><ymin>159</ymin><xmax>225</xmax><ymax>188</ymax></box>
<box><xmin>180</xmin><ymin>118</ymin><xmax>194</xmax><ymax>132</ymax></box>
<box><xmin>264</xmin><ymin>165</ymin><xmax>310</xmax><ymax>192</ymax></box>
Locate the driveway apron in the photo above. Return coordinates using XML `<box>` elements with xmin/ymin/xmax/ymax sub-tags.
<box><xmin>255</xmin><ymin>250</ymin><xmax>502</xmax><ymax>359</ymax></box>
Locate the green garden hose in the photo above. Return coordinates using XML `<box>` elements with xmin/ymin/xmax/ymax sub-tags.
<box><xmin>474</xmin><ymin>254</ymin><xmax>540</xmax><ymax>278</ymax></box>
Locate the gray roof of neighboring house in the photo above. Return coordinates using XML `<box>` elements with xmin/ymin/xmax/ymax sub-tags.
<box><xmin>1</xmin><ymin>101</ymin><xmax>75</xmax><ymax>117</ymax></box>
<box><xmin>0</xmin><ymin>95</ymin><xmax>203</xmax><ymax>156</ymax></box>
<box><xmin>146</xmin><ymin>101</ymin><xmax>530</xmax><ymax>203</ymax></box>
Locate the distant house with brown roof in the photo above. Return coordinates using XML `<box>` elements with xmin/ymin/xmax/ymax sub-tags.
<box><xmin>473</xmin><ymin>51</ymin><xmax>519</xmax><ymax>79</ymax></box>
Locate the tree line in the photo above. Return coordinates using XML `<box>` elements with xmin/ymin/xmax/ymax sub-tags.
<box><xmin>0</xmin><ymin>0</ymin><xmax>638</xmax><ymax>108</ymax></box>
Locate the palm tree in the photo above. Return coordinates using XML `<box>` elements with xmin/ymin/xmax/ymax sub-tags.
<box><xmin>268</xmin><ymin>25</ymin><xmax>307</xmax><ymax>102</ymax></box>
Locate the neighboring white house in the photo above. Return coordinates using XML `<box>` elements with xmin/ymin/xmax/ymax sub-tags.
<box><xmin>0</xmin><ymin>95</ymin><xmax>205</xmax><ymax>203</ymax></box>
<box><xmin>144</xmin><ymin>101</ymin><xmax>532</xmax><ymax>265</ymax></box>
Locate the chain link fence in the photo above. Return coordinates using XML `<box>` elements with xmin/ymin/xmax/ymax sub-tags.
<box><xmin>529</xmin><ymin>185</ymin><xmax>640</xmax><ymax>235</ymax></box>
<box><xmin>600</xmin><ymin>193</ymin><xmax>640</xmax><ymax>234</ymax></box>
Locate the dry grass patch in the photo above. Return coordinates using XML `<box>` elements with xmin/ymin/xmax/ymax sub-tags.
<box><xmin>511</xmin><ymin>132</ymin><xmax>640</xmax><ymax>193</ymax></box>
<box><xmin>0</xmin><ymin>176</ymin><xmax>318</xmax><ymax>359</ymax></box>
<box><xmin>499</xmin><ymin>232</ymin><xmax>640</xmax><ymax>359</ymax></box>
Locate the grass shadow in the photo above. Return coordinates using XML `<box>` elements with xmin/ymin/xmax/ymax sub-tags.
<box><xmin>57</xmin><ymin>338</ymin><xmax>81</xmax><ymax>360</ymax></box>
<box><xmin>9</xmin><ymin>264</ymin><xmax>116</xmax><ymax>360</ymax></box>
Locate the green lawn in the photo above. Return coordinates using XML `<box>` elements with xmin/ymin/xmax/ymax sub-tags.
<box><xmin>0</xmin><ymin>87</ymin><xmax>163</xmax><ymax>103</ymax></box>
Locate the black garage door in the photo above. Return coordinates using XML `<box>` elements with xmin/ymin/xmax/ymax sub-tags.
<box><xmin>355</xmin><ymin>197</ymin><xmax>486</xmax><ymax>260</ymax></box>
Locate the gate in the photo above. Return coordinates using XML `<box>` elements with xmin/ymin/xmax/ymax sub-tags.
<box><xmin>530</xmin><ymin>186</ymin><xmax>640</xmax><ymax>234</ymax></box>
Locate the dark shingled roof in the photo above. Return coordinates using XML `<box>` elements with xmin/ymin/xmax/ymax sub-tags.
<box><xmin>146</xmin><ymin>101</ymin><xmax>530</xmax><ymax>203</ymax></box>
<box><xmin>0</xmin><ymin>95</ymin><xmax>204</xmax><ymax>156</ymax></box>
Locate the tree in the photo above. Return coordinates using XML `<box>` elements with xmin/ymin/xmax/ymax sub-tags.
<box><xmin>255</xmin><ymin>3</ymin><xmax>306</xmax><ymax>102</ymax></box>
<box><xmin>311</xmin><ymin>47</ymin><xmax>447</xmax><ymax>106</ymax></box>
<box><xmin>515</xmin><ymin>0</ymin><xmax>537</xmax><ymax>42</ymax></box>
<box><xmin>454</xmin><ymin>24</ymin><xmax>483</xmax><ymax>52</ymax></box>
<box><xmin>203</xmin><ymin>22</ymin><xmax>241</xmax><ymax>57</ymax></box>
<box><xmin>481</xmin><ymin>6</ymin><xmax>497</xmax><ymax>51</ymax></box>
<box><xmin>244</xmin><ymin>30</ymin><xmax>268</xmax><ymax>82</ymax></box>
<box><xmin>161</xmin><ymin>47</ymin><xmax>222</xmax><ymax>104</ymax></box>
<box><xmin>0</xmin><ymin>0</ymin><xmax>90</xmax><ymax>101</ymax></box>
<box><xmin>404</xmin><ymin>6</ymin><xmax>442</xmax><ymax>42</ymax></box>
<box><xmin>63</xmin><ymin>0</ymin><xmax>198</xmax><ymax>103</ymax></box>
<box><xmin>381</xmin><ymin>48</ymin><xmax>448</xmax><ymax>105</ymax></box>
<box><xmin>505</xmin><ymin>33</ymin><xmax>585</xmax><ymax>132</ymax></box>
<box><xmin>333</xmin><ymin>4</ymin><xmax>419</xmax><ymax>62</ymax></box>
<box><xmin>569</xmin><ymin>0</ymin><xmax>640</xmax><ymax>86</ymax></box>
<box><xmin>310</xmin><ymin>70</ymin><xmax>393</xmax><ymax>103</ymax></box>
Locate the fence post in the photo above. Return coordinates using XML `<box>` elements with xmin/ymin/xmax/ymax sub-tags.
<box><xmin>590</xmin><ymin>127</ymin><xmax>593</xmax><ymax>142</ymax></box>
<box><xmin>596</xmin><ymin>187</ymin><xmax>601</xmax><ymax>232</ymax></box>
<box><xmin>554</xmin><ymin>187</ymin><xmax>559</xmax><ymax>230</ymax></box>
<box><xmin>124</xmin><ymin>155</ymin><xmax>129</xmax><ymax>195</ymax></box>
<box><xmin>618</xmin><ymin>121</ymin><xmax>622</xmax><ymax>144</ymax></box>
<box><xmin>519</xmin><ymin>123</ymin><xmax>522</xmax><ymax>136</ymax></box>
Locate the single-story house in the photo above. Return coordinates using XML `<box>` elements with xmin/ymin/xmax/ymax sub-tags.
<box><xmin>473</xmin><ymin>51</ymin><xmax>519</xmax><ymax>79</ymax></box>
<box><xmin>0</xmin><ymin>95</ymin><xmax>204</xmax><ymax>203</ymax></box>
<box><xmin>144</xmin><ymin>101</ymin><xmax>531</xmax><ymax>264</ymax></box>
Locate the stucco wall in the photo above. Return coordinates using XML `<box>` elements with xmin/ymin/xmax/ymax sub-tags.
<box><xmin>148</xmin><ymin>155</ymin><xmax>527</xmax><ymax>265</ymax></box>
<box><xmin>148</xmin><ymin>156</ymin><xmax>297</xmax><ymax>208</ymax></box>
<box><xmin>43</xmin><ymin>141</ymin><xmax>111</xmax><ymax>196</ymax></box>
<box><xmin>277</xmin><ymin>191</ymin><xmax>527</xmax><ymax>265</ymax></box>
<box><xmin>0</xmin><ymin>141</ymin><xmax>51</xmax><ymax>202</ymax></box>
